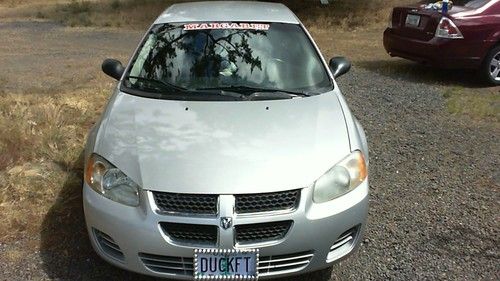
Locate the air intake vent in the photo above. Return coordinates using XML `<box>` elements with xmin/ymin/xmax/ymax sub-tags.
<box><xmin>152</xmin><ymin>192</ymin><xmax>218</xmax><ymax>215</ymax></box>
<box><xmin>160</xmin><ymin>222</ymin><xmax>218</xmax><ymax>246</ymax></box>
<box><xmin>235</xmin><ymin>220</ymin><xmax>292</xmax><ymax>245</ymax></box>
<box><xmin>235</xmin><ymin>189</ymin><xmax>300</xmax><ymax>214</ymax></box>
<box><xmin>93</xmin><ymin>228</ymin><xmax>124</xmax><ymax>262</ymax></box>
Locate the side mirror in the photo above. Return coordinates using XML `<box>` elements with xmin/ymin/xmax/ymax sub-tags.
<box><xmin>328</xmin><ymin>57</ymin><xmax>351</xmax><ymax>78</ymax></box>
<box><xmin>102</xmin><ymin>58</ymin><xmax>125</xmax><ymax>80</ymax></box>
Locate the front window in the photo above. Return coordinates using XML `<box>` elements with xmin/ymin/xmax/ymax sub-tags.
<box><xmin>121</xmin><ymin>22</ymin><xmax>332</xmax><ymax>101</ymax></box>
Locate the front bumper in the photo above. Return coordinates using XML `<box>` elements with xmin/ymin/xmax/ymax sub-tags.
<box><xmin>383</xmin><ymin>28</ymin><xmax>483</xmax><ymax>69</ymax></box>
<box><xmin>83</xmin><ymin>182</ymin><xmax>369</xmax><ymax>279</ymax></box>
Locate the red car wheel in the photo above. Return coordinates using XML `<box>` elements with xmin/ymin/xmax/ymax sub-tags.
<box><xmin>483</xmin><ymin>45</ymin><xmax>500</xmax><ymax>86</ymax></box>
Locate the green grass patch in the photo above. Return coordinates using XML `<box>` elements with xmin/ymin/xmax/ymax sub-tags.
<box><xmin>443</xmin><ymin>87</ymin><xmax>500</xmax><ymax>122</ymax></box>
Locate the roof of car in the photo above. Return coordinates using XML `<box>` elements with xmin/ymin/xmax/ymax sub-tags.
<box><xmin>154</xmin><ymin>1</ymin><xmax>300</xmax><ymax>24</ymax></box>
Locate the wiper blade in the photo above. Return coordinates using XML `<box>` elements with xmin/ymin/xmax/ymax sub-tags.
<box><xmin>193</xmin><ymin>88</ymin><xmax>246</xmax><ymax>100</ymax></box>
<box><xmin>197</xmin><ymin>85</ymin><xmax>310</xmax><ymax>97</ymax></box>
<box><xmin>126</xmin><ymin>76</ymin><xmax>189</xmax><ymax>93</ymax></box>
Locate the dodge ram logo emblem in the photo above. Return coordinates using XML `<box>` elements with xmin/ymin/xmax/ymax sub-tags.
<box><xmin>220</xmin><ymin>217</ymin><xmax>232</xmax><ymax>229</ymax></box>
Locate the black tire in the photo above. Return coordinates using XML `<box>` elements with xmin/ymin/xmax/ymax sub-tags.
<box><xmin>482</xmin><ymin>45</ymin><xmax>500</xmax><ymax>86</ymax></box>
<box><xmin>305</xmin><ymin>266</ymin><xmax>333</xmax><ymax>281</ymax></box>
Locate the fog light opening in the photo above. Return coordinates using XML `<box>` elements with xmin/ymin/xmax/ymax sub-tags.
<box><xmin>326</xmin><ymin>225</ymin><xmax>360</xmax><ymax>263</ymax></box>
<box><xmin>93</xmin><ymin>228</ymin><xmax>125</xmax><ymax>262</ymax></box>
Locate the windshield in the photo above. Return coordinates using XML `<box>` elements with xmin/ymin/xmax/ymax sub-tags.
<box><xmin>122</xmin><ymin>22</ymin><xmax>332</xmax><ymax>100</ymax></box>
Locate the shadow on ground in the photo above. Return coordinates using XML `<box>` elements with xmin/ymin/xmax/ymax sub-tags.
<box><xmin>358</xmin><ymin>59</ymin><xmax>492</xmax><ymax>88</ymax></box>
<box><xmin>39</xmin><ymin>151</ymin><xmax>157</xmax><ymax>280</ymax></box>
<box><xmin>39</xmin><ymin>152</ymin><xmax>329</xmax><ymax>280</ymax></box>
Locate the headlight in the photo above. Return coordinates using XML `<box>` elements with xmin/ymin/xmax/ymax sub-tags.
<box><xmin>313</xmin><ymin>150</ymin><xmax>367</xmax><ymax>203</ymax></box>
<box><xmin>84</xmin><ymin>154</ymin><xmax>140</xmax><ymax>207</ymax></box>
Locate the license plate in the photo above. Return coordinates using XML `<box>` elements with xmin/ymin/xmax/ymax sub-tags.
<box><xmin>405</xmin><ymin>14</ymin><xmax>421</xmax><ymax>27</ymax></box>
<box><xmin>194</xmin><ymin>249</ymin><xmax>258</xmax><ymax>279</ymax></box>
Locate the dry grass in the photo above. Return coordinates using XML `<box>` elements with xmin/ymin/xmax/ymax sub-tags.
<box><xmin>444</xmin><ymin>87</ymin><xmax>500</xmax><ymax>121</ymax></box>
<box><xmin>0</xmin><ymin>0</ymin><xmax>63</xmax><ymax>8</ymax></box>
<box><xmin>2</xmin><ymin>248</ymin><xmax>26</xmax><ymax>263</ymax></box>
<box><xmin>0</xmin><ymin>88</ymin><xmax>108</xmax><ymax>241</ymax></box>
<box><xmin>7</xmin><ymin>0</ymin><xmax>186</xmax><ymax>28</ymax></box>
<box><xmin>3</xmin><ymin>0</ymin><xmax>411</xmax><ymax>30</ymax></box>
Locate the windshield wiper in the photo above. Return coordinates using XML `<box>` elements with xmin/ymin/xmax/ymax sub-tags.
<box><xmin>125</xmin><ymin>76</ymin><xmax>189</xmax><ymax>93</ymax></box>
<box><xmin>126</xmin><ymin>77</ymin><xmax>245</xmax><ymax>100</ymax></box>
<box><xmin>197</xmin><ymin>85</ymin><xmax>311</xmax><ymax>97</ymax></box>
<box><xmin>192</xmin><ymin>88</ymin><xmax>246</xmax><ymax>100</ymax></box>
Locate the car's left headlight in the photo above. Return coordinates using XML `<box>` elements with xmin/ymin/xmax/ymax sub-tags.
<box><xmin>313</xmin><ymin>150</ymin><xmax>367</xmax><ymax>203</ymax></box>
<box><xmin>84</xmin><ymin>154</ymin><xmax>140</xmax><ymax>207</ymax></box>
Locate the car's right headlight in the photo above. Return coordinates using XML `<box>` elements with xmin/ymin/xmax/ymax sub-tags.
<box><xmin>84</xmin><ymin>154</ymin><xmax>140</xmax><ymax>207</ymax></box>
<box><xmin>313</xmin><ymin>150</ymin><xmax>367</xmax><ymax>203</ymax></box>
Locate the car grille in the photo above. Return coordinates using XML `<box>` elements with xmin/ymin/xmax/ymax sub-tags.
<box><xmin>235</xmin><ymin>220</ymin><xmax>293</xmax><ymax>245</ymax></box>
<box><xmin>258</xmin><ymin>251</ymin><xmax>314</xmax><ymax>276</ymax></box>
<box><xmin>235</xmin><ymin>189</ymin><xmax>300</xmax><ymax>214</ymax></box>
<box><xmin>152</xmin><ymin>192</ymin><xmax>218</xmax><ymax>215</ymax></box>
<box><xmin>93</xmin><ymin>228</ymin><xmax>124</xmax><ymax>262</ymax></box>
<box><xmin>139</xmin><ymin>251</ymin><xmax>313</xmax><ymax>277</ymax></box>
<box><xmin>160</xmin><ymin>222</ymin><xmax>218</xmax><ymax>246</ymax></box>
<box><xmin>152</xmin><ymin>189</ymin><xmax>301</xmax><ymax>216</ymax></box>
<box><xmin>139</xmin><ymin>253</ymin><xmax>194</xmax><ymax>275</ymax></box>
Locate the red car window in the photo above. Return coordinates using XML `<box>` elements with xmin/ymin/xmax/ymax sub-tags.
<box><xmin>463</xmin><ymin>0</ymin><xmax>490</xmax><ymax>8</ymax></box>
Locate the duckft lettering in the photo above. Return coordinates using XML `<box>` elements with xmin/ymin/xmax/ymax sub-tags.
<box><xmin>200</xmin><ymin>257</ymin><xmax>252</xmax><ymax>273</ymax></box>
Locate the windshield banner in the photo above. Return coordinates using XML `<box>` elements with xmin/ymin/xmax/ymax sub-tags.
<box><xmin>184</xmin><ymin>23</ymin><xmax>270</xmax><ymax>31</ymax></box>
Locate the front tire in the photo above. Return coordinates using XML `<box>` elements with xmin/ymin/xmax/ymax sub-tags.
<box><xmin>482</xmin><ymin>45</ymin><xmax>500</xmax><ymax>86</ymax></box>
<box><xmin>306</xmin><ymin>266</ymin><xmax>333</xmax><ymax>281</ymax></box>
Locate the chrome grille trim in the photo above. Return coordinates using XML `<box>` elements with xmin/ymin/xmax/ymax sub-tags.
<box><xmin>139</xmin><ymin>253</ymin><xmax>194</xmax><ymax>275</ymax></box>
<box><xmin>331</xmin><ymin>234</ymin><xmax>354</xmax><ymax>251</ymax></box>
<box><xmin>258</xmin><ymin>260</ymin><xmax>310</xmax><ymax>270</ymax></box>
<box><xmin>140</xmin><ymin>251</ymin><xmax>314</xmax><ymax>277</ymax></box>
<box><xmin>258</xmin><ymin>251</ymin><xmax>313</xmax><ymax>276</ymax></box>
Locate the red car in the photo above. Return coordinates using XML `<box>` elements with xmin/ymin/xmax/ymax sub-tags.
<box><xmin>384</xmin><ymin>0</ymin><xmax>500</xmax><ymax>85</ymax></box>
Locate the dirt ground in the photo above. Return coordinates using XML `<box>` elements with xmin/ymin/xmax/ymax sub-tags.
<box><xmin>0</xmin><ymin>14</ymin><xmax>498</xmax><ymax>281</ymax></box>
<box><xmin>0</xmin><ymin>20</ymin><xmax>140</xmax><ymax>92</ymax></box>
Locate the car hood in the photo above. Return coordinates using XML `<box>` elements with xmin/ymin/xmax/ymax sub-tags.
<box><xmin>94</xmin><ymin>90</ymin><xmax>351</xmax><ymax>194</ymax></box>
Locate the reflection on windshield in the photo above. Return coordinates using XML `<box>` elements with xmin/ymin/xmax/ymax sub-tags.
<box><xmin>124</xmin><ymin>22</ymin><xmax>332</xmax><ymax>99</ymax></box>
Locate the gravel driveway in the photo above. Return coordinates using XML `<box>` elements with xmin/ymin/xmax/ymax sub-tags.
<box><xmin>0</xmin><ymin>21</ymin><xmax>498</xmax><ymax>280</ymax></box>
<box><xmin>335</xmin><ymin>68</ymin><xmax>499</xmax><ymax>280</ymax></box>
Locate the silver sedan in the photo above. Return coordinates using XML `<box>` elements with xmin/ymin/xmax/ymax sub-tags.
<box><xmin>83</xmin><ymin>1</ymin><xmax>369</xmax><ymax>280</ymax></box>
